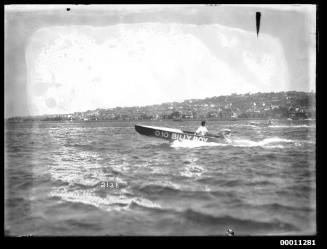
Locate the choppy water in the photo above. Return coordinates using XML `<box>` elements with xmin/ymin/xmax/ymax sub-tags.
<box><xmin>5</xmin><ymin>119</ymin><xmax>316</xmax><ymax>236</ymax></box>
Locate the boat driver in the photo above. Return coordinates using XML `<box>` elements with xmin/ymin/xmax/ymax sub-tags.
<box><xmin>195</xmin><ymin>121</ymin><xmax>208</xmax><ymax>136</ymax></box>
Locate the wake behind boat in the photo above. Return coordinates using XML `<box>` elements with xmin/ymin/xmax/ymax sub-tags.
<box><xmin>249</xmin><ymin>120</ymin><xmax>272</xmax><ymax>127</ymax></box>
<box><xmin>135</xmin><ymin>124</ymin><xmax>231</xmax><ymax>143</ymax></box>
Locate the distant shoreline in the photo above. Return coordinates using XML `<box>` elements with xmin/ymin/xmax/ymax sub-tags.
<box><xmin>5</xmin><ymin>91</ymin><xmax>315</xmax><ymax>122</ymax></box>
<box><xmin>5</xmin><ymin>117</ymin><xmax>315</xmax><ymax>124</ymax></box>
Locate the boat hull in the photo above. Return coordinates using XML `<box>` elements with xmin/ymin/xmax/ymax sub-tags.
<box><xmin>135</xmin><ymin>124</ymin><xmax>227</xmax><ymax>143</ymax></box>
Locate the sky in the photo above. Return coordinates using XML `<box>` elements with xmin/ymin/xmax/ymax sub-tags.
<box><xmin>5</xmin><ymin>4</ymin><xmax>316</xmax><ymax>117</ymax></box>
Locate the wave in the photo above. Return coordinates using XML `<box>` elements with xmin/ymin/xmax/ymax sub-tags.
<box><xmin>65</xmin><ymin>143</ymin><xmax>95</xmax><ymax>151</ymax></box>
<box><xmin>142</xmin><ymin>143</ymin><xmax>171</xmax><ymax>150</ymax></box>
<box><xmin>253</xmin><ymin>202</ymin><xmax>314</xmax><ymax>213</ymax></box>
<box><xmin>64</xmin><ymin>219</ymin><xmax>101</xmax><ymax>231</ymax></box>
<box><xmin>182</xmin><ymin>209</ymin><xmax>300</xmax><ymax>232</ymax></box>
<box><xmin>242</xmin><ymin>124</ymin><xmax>264</xmax><ymax>128</ymax></box>
<box><xmin>122</xmin><ymin>205</ymin><xmax>301</xmax><ymax>234</ymax></box>
<box><xmin>170</xmin><ymin>140</ymin><xmax>229</xmax><ymax>148</ymax></box>
<box><xmin>270</xmin><ymin>125</ymin><xmax>313</xmax><ymax>128</ymax></box>
<box><xmin>180</xmin><ymin>165</ymin><xmax>206</xmax><ymax>178</ymax></box>
<box><xmin>231</xmin><ymin>124</ymin><xmax>314</xmax><ymax>129</ymax></box>
<box><xmin>222</xmin><ymin>197</ymin><xmax>315</xmax><ymax>213</ymax></box>
<box><xmin>136</xmin><ymin>183</ymin><xmax>181</xmax><ymax>195</ymax></box>
<box><xmin>230</xmin><ymin>124</ymin><xmax>261</xmax><ymax>128</ymax></box>
<box><xmin>49</xmin><ymin>186</ymin><xmax>161</xmax><ymax>212</ymax></box>
<box><xmin>230</xmin><ymin>137</ymin><xmax>294</xmax><ymax>148</ymax></box>
<box><xmin>170</xmin><ymin>136</ymin><xmax>296</xmax><ymax>149</ymax></box>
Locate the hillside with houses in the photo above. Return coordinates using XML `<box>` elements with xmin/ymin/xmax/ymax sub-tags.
<box><xmin>7</xmin><ymin>91</ymin><xmax>316</xmax><ymax>122</ymax></box>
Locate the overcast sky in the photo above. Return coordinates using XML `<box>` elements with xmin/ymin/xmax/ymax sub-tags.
<box><xmin>5</xmin><ymin>4</ymin><xmax>316</xmax><ymax>118</ymax></box>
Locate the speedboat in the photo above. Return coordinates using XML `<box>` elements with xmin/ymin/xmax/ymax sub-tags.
<box><xmin>135</xmin><ymin>124</ymin><xmax>231</xmax><ymax>143</ymax></box>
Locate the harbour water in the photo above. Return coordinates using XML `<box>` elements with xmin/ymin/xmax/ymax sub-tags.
<box><xmin>5</xmin><ymin>119</ymin><xmax>316</xmax><ymax>236</ymax></box>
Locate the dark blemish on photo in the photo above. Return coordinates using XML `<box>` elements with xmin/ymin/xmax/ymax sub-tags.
<box><xmin>256</xmin><ymin>12</ymin><xmax>261</xmax><ymax>37</ymax></box>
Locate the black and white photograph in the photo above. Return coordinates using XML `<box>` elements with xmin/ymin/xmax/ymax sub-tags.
<box><xmin>4</xmin><ymin>4</ymin><xmax>316</xmax><ymax>237</ymax></box>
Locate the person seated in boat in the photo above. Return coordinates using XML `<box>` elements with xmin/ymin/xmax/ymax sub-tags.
<box><xmin>195</xmin><ymin>121</ymin><xmax>208</xmax><ymax>136</ymax></box>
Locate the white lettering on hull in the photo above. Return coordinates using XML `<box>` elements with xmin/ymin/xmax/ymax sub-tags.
<box><xmin>155</xmin><ymin>130</ymin><xmax>209</xmax><ymax>142</ymax></box>
<box><xmin>162</xmin><ymin>131</ymin><xmax>169</xmax><ymax>138</ymax></box>
<box><xmin>155</xmin><ymin>130</ymin><xmax>169</xmax><ymax>139</ymax></box>
<box><xmin>170</xmin><ymin>133</ymin><xmax>208</xmax><ymax>142</ymax></box>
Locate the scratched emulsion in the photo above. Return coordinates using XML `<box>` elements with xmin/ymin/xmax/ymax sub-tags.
<box><xmin>25</xmin><ymin>23</ymin><xmax>289</xmax><ymax>116</ymax></box>
<box><xmin>5</xmin><ymin>119</ymin><xmax>315</xmax><ymax>236</ymax></box>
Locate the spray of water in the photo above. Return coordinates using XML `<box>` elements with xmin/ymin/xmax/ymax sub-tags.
<box><xmin>170</xmin><ymin>136</ymin><xmax>296</xmax><ymax>149</ymax></box>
